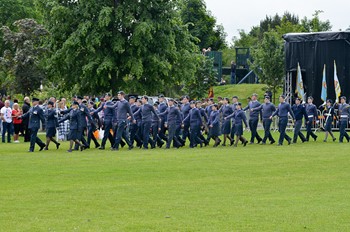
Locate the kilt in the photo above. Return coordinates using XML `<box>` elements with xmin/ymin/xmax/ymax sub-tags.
<box><xmin>209</xmin><ymin>124</ymin><xmax>221</xmax><ymax>137</ymax></box>
<box><xmin>68</xmin><ymin>129</ymin><xmax>80</xmax><ymax>141</ymax></box>
<box><xmin>235</xmin><ymin>124</ymin><xmax>244</xmax><ymax>136</ymax></box>
<box><xmin>46</xmin><ymin>127</ymin><xmax>56</xmax><ymax>138</ymax></box>
<box><xmin>221</xmin><ymin>119</ymin><xmax>231</xmax><ymax>134</ymax></box>
<box><xmin>324</xmin><ymin>120</ymin><xmax>332</xmax><ymax>131</ymax></box>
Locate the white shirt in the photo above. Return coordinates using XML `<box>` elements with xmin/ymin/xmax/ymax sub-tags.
<box><xmin>1</xmin><ymin>106</ymin><xmax>12</xmax><ymax>123</ymax></box>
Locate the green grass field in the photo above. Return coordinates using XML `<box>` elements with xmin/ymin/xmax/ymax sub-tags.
<box><xmin>1</xmin><ymin>132</ymin><xmax>350</xmax><ymax>231</ymax></box>
<box><xmin>214</xmin><ymin>84</ymin><xmax>283</xmax><ymax>105</ymax></box>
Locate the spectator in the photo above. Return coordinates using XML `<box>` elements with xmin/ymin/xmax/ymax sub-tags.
<box><xmin>7</xmin><ymin>96</ymin><xmax>14</xmax><ymax>108</ymax></box>
<box><xmin>1</xmin><ymin>100</ymin><xmax>13</xmax><ymax>143</ymax></box>
<box><xmin>0</xmin><ymin>98</ymin><xmax>3</xmax><ymax>135</ymax></box>
<box><xmin>12</xmin><ymin>103</ymin><xmax>22</xmax><ymax>143</ymax></box>
<box><xmin>231</xmin><ymin>61</ymin><xmax>237</xmax><ymax>84</ymax></box>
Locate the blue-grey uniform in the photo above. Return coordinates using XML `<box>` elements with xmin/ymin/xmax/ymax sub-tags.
<box><xmin>205</xmin><ymin>104</ymin><xmax>213</xmax><ymax>140</ymax></box>
<box><xmin>324</xmin><ymin>106</ymin><xmax>335</xmax><ymax>132</ymax></box>
<box><xmin>94</xmin><ymin>101</ymin><xmax>115</xmax><ymax>148</ymax></box>
<box><xmin>58</xmin><ymin>109</ymin><xmax>80</xmax><ymax>141</ymax></box>
<box><xmin>87</xmin><ymin>107</ymin><xmax>100</xmax><ymax>148</ymax></box>
<box><xmin>151</xmin><ymin>109</ymin><xmax>163</xmax><ymax>148</ymax></box>
<box><xmin>175</xmin><ymin>108</ymin><xmax>184</xmax><ymax>146</ymax></box>
<box><xmin>160</xmin><ymin>106</ymin><xmax>182</xmax><ymax>148</ymax></box>
<box><xmin>338</xmin><ymin>103</ymin><xmax>350</xmax><ymax>142</ymax></box>
<box><xmin>233</xmin><ymin>110</ymin><xmax>248</xmax><ymax>136</ymax></box>
<box><xmin>135</xmin><ymin>103</ymin><xmax>160</xmax><ymax>149</ymax></box>
<box><xmin>292</xmin><ymin>103</ymin><xmax>308</xmax><ymax>143</ymax></box>
<box><xmin>158</xmin><ymin>102</ymin><xmax>168</xmax><ymax>142</ymax></box>
<box><xmin>220</xmin><ymin>104</ymin><xmax>234</xmax><ymax>134</ymax></box>
<box><xmin>230</xmin><ymin>103</ymin><xmax>238</xmax><ymax>138</ymax></box>
<box><xmin>198</xmin><ymin>107</ymin><xmax>209</xmax><ymax>144</ymax></box>
<box><xmin>205</xmin><ymin>104</ymin><xmax>213</xmax><ymax>119</ymax></box>
<box><xmin>183</xmin><ymin>107</ymin><xmax>203</xmax><ymax>148</ymax></box>
<box><xmin>45</xmin><ymin>108</ymin><xmax>58</xmax><ymax>138</ymax></box>
<box><xmin>130</xmin><ymin>103</ymin><xmax>142</xmax><ymax>147</ymax></box>
<box><xmin>254</xmin><ymin>103</ymin><xmax>276</xmax><ymax>144</ymax></box>
<box><xmin>108</xmin><ymin>99</ymin><xmax>134</xmax><ymax>149</ymax></box>
<box><xmin>21</xmin><ymin>105</ymin><xmax>46</xmax><ymax>151</ymax></box>
<box><xmin>305</xmin><ymin>103</ymin><xmax>318</xmax><ymax>141</ymax></box>
<box><xmin>181</xmin><ymin>103</ymin><xmax>191</xmax><ymax>141</ymax></box>
<box><xmin>208</xmin><ymin>110</ymin><xmax>221</xmax><ymax>137</ymax></box>
<box><xmin>243</xmin><ymin>101</ymin><xmax>262</xmax><ymax>143</ymax></box>
<box><xmin>199</xmin><ymin>107</ymin><xmax>208</xmax><ymax>123</ymax></box>
<box><xmin>271</xmin><ymin>102</ymin><xmax>295</xmax><ymax>145</ymax></box>
<box><xmin>76</xmin><ymin>103</ymin><xmax>93</xmax><ymax>148</ymax></box>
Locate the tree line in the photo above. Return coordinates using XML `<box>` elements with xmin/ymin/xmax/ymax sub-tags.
<box><xmin>0</xmin><ymin>0</ymin><xmax>225</xmax><ymax>99</ymax></box>
<box><xmin>0</xmin><ymin>0</ymin><xmax>346</xmax><ymax>101</ymax></box>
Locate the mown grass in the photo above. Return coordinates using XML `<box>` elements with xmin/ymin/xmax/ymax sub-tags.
<box><xmin>214</xmin><ymin>84</ymin><xmax>283</xmax><ymax>104</ymax></box>
<box><xmin>1</xmin><ymin>132</ymin><xmax>350</xmax><ymax>231</ymax></box>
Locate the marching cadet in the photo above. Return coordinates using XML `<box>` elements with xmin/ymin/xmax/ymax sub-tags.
<box><xmin>151</xmin><ymin>103</ymin><xmax>164</xmax><ymax>149</ymax></box>
<box><xmin>75</xmin><ymin>96</ymin><xmax>93</xmax><ymax>149</ymax></box>
<box><xmin>322</xmin><ymin>99</ymin><xmax>336</xmax><ymax>142</ymax></box>
<box><xmin>181</xmin><ymin>96</ymin><xmax>191</xmax><ymax>144</ymax></box>
<box><xmin>93</xmin><ymin>93</ymin><xmax>115</xmax><ymax>150</ymax></box>
<box><xmin>338</xmin><ymin>96</ymin><xmax>350</xmax><ymax>143</ymax></box>
<box><xmin>230</xmin><ymin>96</ymin><xmax>239</xmax><ymax>141</ymax></box>
<box><xmin>225</xmin><ymin>103</ymin><xmax>249</xmax><ymax>147</ymax></box>
<box><xmin>243</xmin><ymin>93</ymin><xmax>262</xmax><ymax>144</ymax></box>
<box><xmin>19</xmin><ymin>97</ymin><xmax>46</xmax><ymax>152</ymax></box>
<box><xmin>305</xmin><ymin>96</ymin><xmax>318</xmax><ymax>141</ymax></box>
<box><xmin>134</xmin><ymin>96</ymin><xmax>160</xmax><ymax>149</ymax></box>
<box><xmin>291</xmin><ymin>97</ymin><xmax>308</xmax><ymax>143</ymax></box>
<box><xmin>129</xmin><ymin>96</ymin><xmax>142</xmax><ymax>148</ymax></box>
<box><xmin>207</xmin><ymin>104</ymin><xmax>221</xmax><ymax>147</ymax></box>
<box><xmin>205</xmin><ymin>98</ymin><xmax>214</xmax><ymax>142</ymax></box>
<box><xmin>175</xmin><ymin>103</ymin><xmax>185</xmax><ymax>147</ymax></box>
<box><xmin>161</xmin><ymin>99</ymin><xmax>182</xmax><ymax>149</ymax></box>
<box><xmin>220</xmin><ymin>97</ymin><xmax>234</xmax><ymax>146</ymax></box>
<box><xmin>183</xmin><ymin>101</ymin><xmax>203</xmax><ymax>148</ymax></box>
<box><xmin>86</xmin><ymin>101</ymin><xmax>100</xmax><ymax>149</ymax></box>
<box><xmin>58</xmin><ymin>101</ymin><xmax>85</xmax><ymax>152</ymax></box>
<box><xmin>252</xmin><ymin>96</ymin><xmax>276</xmax><ymax>145</ymax></box>
<box><xmin>158</xmin><ymin>94</ymin><xmax>169</xmax><ymax>144</ymax></box>
<box><xmin>110</xmin><ymin>97</ymin><xmax>127</xmax><ymax>149</ymax></box>
<box><xmin>270</xmin><ymin>95</ymin><xmax>295</xmax><ymax>146</ymax></box>
<box><xmin>44</xmin><ymin>101</ymin><xmax>60</xmax><ymax>150</ymax></box>
<box><xmin>196</xmin><ymin>101</ymin><xmax>209</xmax><ymax>146</ymax></box>
<box><xmin>109</xmin><ymin>91</ymin><xmax>135</xmax><ymax>151</ymax></box>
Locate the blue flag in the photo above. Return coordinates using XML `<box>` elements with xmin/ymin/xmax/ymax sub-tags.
<box><xmin>321</xmin><ymin>64</ymin><xmax>327</xmax><ymax>103</ymax></box>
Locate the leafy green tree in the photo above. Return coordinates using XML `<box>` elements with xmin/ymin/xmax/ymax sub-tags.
<box><xmin>0</xmin><ymin>19</ymin><xmax>48</xmax><ymax>95</ymax></box>
<box><xmin>250</xmin><ymin>31</ymin><xmax>284</xmax><ymax>103</ymax></box>
<box><xmin>233</xmin><ymin>28</ymin><xmax>259</xmax><ymax>48</ymax></box>
<box><xmin>301</xmin><ymin>10</ymin><xmax>332</xmax><ymax>32</ymax></box>
<box><xmin>36</xmin><ymin>0</ymin><xmax>200</xmax><ymax>96</ymax></box>
<box><xmin>184</xmin><ymin>55</ymin><xmax>217</xmax><ymax>99</ymax></box>
<box><xmin>276</xmin><ymin>17</ymin><xmax>306</xmax><ymax>36</ymax></box>
<box><xmin>0</xmin><ymin>0</ymin><xmax>42</xmax><ymax>68</ymax></box>
<box><xmin>180</xmin><ymin>0</ymin><xmax>227</xmax><ymax>51</ymax></box>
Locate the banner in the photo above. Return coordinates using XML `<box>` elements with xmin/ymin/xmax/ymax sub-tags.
<box><xmin>321</xmin><ymin>64</ymin><xmax>327</xmax><ymax>103</ymax></box>
<box><xmin>295</xmin><ymin>62</ymin><xmax>305</xmax><ymax>101</ymax></box>
<box><xmin>334</xmin><ymin>60</ymin><xmax>341</xmax><ymax>103</ymax></box>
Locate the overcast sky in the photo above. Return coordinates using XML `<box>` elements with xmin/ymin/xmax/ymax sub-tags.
<box><xmin>204</xmin><ymin>0</ymin><xmax>350</xmax><ymax>45</ymax></box>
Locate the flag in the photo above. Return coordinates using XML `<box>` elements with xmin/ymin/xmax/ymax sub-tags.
<box><xmin>321</xmin><ymin>64</ymin><xmax>327</xmax><ymax>103</ymax></box>
<box><xmin>208</xmin><ymin>86</ymin><xmax>214</xmax><ymax>98</ymax></box>
<box><xmin>296</xmin><ymin>63</ymin><xmax>305</xmax><ymax>101</ymax></box>
<box><xmin>334</xmin><ymin>60</ymin><xmax>341</xmax><ymax>103</ymax></box>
